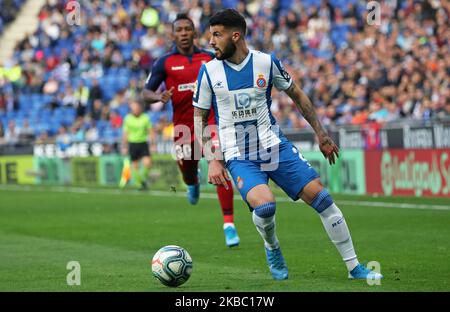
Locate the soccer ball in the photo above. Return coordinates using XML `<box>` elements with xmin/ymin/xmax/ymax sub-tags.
<box><xmin>151</xmin><ymin>245</ymin><xmax>193</xmax><ymax>287</ymax></box>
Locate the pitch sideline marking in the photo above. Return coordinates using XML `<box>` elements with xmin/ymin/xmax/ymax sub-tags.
<box><xmin>0</xmin><ymin>185</ymin><xmax>449</xmax><ymax>211</ymax></box>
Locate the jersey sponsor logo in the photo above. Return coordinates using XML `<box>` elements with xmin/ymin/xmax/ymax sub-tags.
<box><xmin>171</xmin><ymin>66</ymin><xmax>185</xmax><ymax>71</ymax></box>
<box><xmin>231</xmin><ymin>108</ymin><xmax>257</xmax><ymax>120</ymax></box>
<box><xmin>230</xmin><ymin>89</ymin><xmax>258</xmax><ymax>121</ymax></box>
<box><xmin>213</xmin><ymin>81</ymin><xmax>224</xmax><ymax>89</ymax></box>
<box><xmin>234</xmin><ymin>93</ymin><xmax>251</xmax><ymax>110</ymax></box>
<box><xmin>256</xmin><ymin>74</ymin><xmax>266</xmax><ymax>88</ymax></box>
<box><xmin>178</xmin><ymin>82</ymin><xmax>196</xmax><ymax>92</ymax></box>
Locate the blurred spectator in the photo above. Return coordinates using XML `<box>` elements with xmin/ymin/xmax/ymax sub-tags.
<box><xmin>385</xmin><ymin>101</ymin><xmax>401</xmax><ymax>122</ymax></box>
<box><xmin>74</xmin><ymin>81</ymin><xmax>89</xmax><ymax>117</ymax></box>
<box><xmin>153</xmin><ymin>115</ymin><xmax>174</xmax><ymax>141</ymax></box>
<box><xmin>110</xmin><ymin>109</ymin><xmax>123</xmax><ymax>129</ymax></box>
<box><xmin>35</xmin><ymin>130</ymin><xmax>52</xmax><ymax>144</ymax></box>
<box><xmin>0</xmin><ymin>92</ymin><xmax>6</xmax><ymax>113</ymax></box>
<box><xmin>42</xmin><ymin>77</ymin><xmax>59</xmax><ymax>95</ymax></box>
<box><xmin>125</xmin><ymin>78</ymin><xmax>140</xmax><ymax>101</ymax></box>
<box><xmin>55</xmin><ymin>125</ymin><xmax>71</xmax><ymax>151</ymax></box>
<box><xmin>110</xmin><ymin>88</ymin><xmax>127</xmax><ymax>110</ymax></box>
<box><xmin>351</xmin><ymin>108</ymin><xmax>369</xmax><ymax>125</ymax></box>
<box><xmin>62</xmin><ymin>84</ymin><xmax>76</xmax><ymax>107</ymax></box>
<box><xmin>199</xmin><ymin>1</ymin><xmax>214</xmax><ymax>33</ymax></box>
<box><xmin>85</xmin><ymin>121</ymin><xmax>99</xmax><ymax>142</ymax></box>
<box><xmin>5</xmin><ymin>120</ymin><xmax>19</xmax><ymax>145</ymax></box>
<box><xmin>70</xmin><ymin>122</ymin><xmax>84</xmax><ymax>142</ymax></box>
<box><xmin>89</xmin><ymin>79</ymin><xmax>103</xmax><ymax>102</ymax></box>
<box><xmin>91</xmin><ymin>99</ymin><xmax>103</xmax><ymax>121</ymax></box>
<box><xmin>140</xmin><ymin>27</ymin><xmax>158</xmax><ymax>51</ymax></box>
<box><xmin>140</xmin><ymin>4</ymin><xmax>160</xmax><ymax>28</ymax></box>
<box><xmin>363</xmin><ymin>121</ymin><xmax>382</xmax><ymax>150</ymax></box>
<box><xmin>0</xmin><ymin>121</ymin><xmax>5</xmax><ymax>145</ymax></box>
<box><xmin>131</xmin><ymin>49</ymin><xmax>153</xmax><ymax>75</ymax></box>
<box><xmin>101</xmin><ymin>104</ymin><xmax>110</xmax><ymax>121</ymax></box>
<box><xmin>1</xmin><ymin>60</ymin><xmax>22</xmax><ymax>91</ymax></box>
<box><xmin>18</xmin><ymin>119</ymin><xmax>35</xmax><ymax>143</ymax></box>
<box><xmin>368</xmin><ymin>100</ymin><xmax>389</xmax><ymax>123</ymax></box>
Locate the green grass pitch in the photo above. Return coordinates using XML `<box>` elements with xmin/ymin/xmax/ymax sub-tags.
<box><xmin>0</xmin><ymin>185</ymin><xmax>449</xmax><ymax>291</ymax></box>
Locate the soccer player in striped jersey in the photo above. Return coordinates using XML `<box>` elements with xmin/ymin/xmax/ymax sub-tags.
<box><xmin>193</xmin><ymin>9</ymin><xmax>383</xmax><ymax>281</ymax></box>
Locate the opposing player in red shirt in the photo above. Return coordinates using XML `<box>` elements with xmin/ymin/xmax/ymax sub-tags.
<box><xmin>142</xmin><ymin>14</ymin><xmax>239</xmax><ymax>247</ymax></box>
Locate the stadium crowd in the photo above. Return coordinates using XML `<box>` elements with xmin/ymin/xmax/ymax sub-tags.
<box><xmin>0</xmin><ymin>0</ymin><xmax>449</xmax><ymax>147</ymax></box>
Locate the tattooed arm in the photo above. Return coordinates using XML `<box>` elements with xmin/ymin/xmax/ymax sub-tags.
<box><xmin>193</xmin><ymin>107</ymin><xmax>213</xmax><ymax>158</ymax></box>
<box><xmin>193</xmin><ymin>107</ymin><xmax>230</xmax><ymax>188</ymax></box>
<box><xmin>284</xmin><ymin>82</ymin><xmax>339</xmax><ymax>165</ymax></box>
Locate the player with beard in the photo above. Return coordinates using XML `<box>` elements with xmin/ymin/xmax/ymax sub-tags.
<box><xmin>193</xmin><ymin>9</ymin><xmax>383</xmax><ymax>281</ymax></box>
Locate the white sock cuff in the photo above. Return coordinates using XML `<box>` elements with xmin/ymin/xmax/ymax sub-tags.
<box><xmin>344</xmin><ymin>257</ymin><xmax>359</xmax><ymax>271</ymax></box>
<box><xmin>252</xmin><ymin>210</ymin><xmax>275</xmax><ymax>224</ymax></box>
<box><xmin>319</xmin><ymin>202</ymin><xmax>341</xmax><ymax>218</ymax></box>
<box><xmin>223</xmin><ymin>222</ymin><xmax>235</xmax><ymax>229</ymax></box>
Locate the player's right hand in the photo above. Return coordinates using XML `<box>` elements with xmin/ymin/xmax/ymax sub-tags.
<box><xmin>160</xmin><ymin>87</ymin><xmax>174</xmax><ymax>103</ymax></box>
<box><xmin>208</xmin><ymin>159</ymin><xmax>230</xmax><ymax>190</ymax></box>
<box><xmin>319</xmin><ymin>135</ymin><xmax>339</xmax><ymax>165</ymax></box>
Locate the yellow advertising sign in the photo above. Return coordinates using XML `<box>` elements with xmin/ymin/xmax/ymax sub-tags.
<box><xmin>0</xmin><ymin>156</ymin><xmax>35</xmax><ymax>185</ymax></box>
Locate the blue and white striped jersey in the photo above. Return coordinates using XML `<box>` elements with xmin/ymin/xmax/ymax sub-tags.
<box><xmin>193</xmin><ymin>50</ymin><xmax>293</xmax><ymax>161</ymax></box>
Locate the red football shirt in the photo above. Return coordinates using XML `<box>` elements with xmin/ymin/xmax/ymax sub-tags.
<box><xmin>145</xmin><ymin>46</ymin><xmax>215</xmax><ymax>143</ymax></box>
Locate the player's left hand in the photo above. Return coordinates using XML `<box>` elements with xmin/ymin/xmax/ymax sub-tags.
<box><xmin>160</xmin><ymin>87</ymin><xmax>174</xmax><ymax>104</ymax></box>
<box><xmin>319</xmin><ymin>135</ymin><xmax>339</xmax><ymax>165</ymax></box>
<box><xmin>208</xmin><ymin>159</ymin><xmax>230</xmax><ymax>190</ymax></box>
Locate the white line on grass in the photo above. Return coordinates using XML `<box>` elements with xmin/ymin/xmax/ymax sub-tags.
<box><xmin>0</xmin><ymin>185</ymin><xmax>449</xmax><ymax>211</ymax></box>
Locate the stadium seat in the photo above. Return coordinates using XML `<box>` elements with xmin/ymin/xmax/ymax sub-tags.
<box><xmin>117</xmin><ymin>105</ymin><xmax>130</xmax><ymax>118</ymax></box>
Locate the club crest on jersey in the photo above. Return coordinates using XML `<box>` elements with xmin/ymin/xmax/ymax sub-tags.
<box><xmin>256</xmin><ymin>74</ymin><xmax>266</xmax><ymax>88</ymax></box>
<box><xmin>237</xmin><ymin>176</ymin><xmax>244</xmax><ymax>189</ymax></box>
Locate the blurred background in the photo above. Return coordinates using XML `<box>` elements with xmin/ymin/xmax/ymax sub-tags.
<box><xmin>0</xmin><ymin>0</ymin><xmax>449</xmax><ymax>197</ymax></box>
